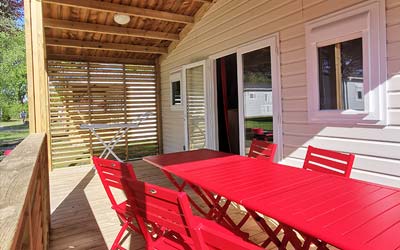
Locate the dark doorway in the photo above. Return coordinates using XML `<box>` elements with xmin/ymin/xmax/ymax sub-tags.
<box><xmin>216</xmin><ymin>54</ymin><xmax>239</xmax><ymax>154</ymax></box>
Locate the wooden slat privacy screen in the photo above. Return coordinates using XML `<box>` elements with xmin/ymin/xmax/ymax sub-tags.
<box><xmin>48</xmin><ymin>60</ymin><xmax>159</xmax><ymax>168</ymax></box>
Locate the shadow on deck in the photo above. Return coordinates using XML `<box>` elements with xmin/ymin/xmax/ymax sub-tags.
<box><xmin>49</xmin><ymin>161</ymin><xmax>280</xmax><ymax>250</ymax></box>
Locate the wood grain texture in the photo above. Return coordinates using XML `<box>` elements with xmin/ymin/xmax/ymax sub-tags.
<box><xmin>49</xmin><ymin>161</ymin><xmax>322</xmax><ymax>250</ymax></box>
<box><xmin>47</xmin><ymin>61</ymin><xmax>159</xmax><ymax>168</ymax></box>
<box><xmin>41</xmin><ymin>0</ymin><xmax>215</xmax><ymax>62</ymax></box>
<box><xmin>43</xmin><ymin>18</ymin><xmax>180</xmax><ymax>41</ymax></box>
<box><xmin>0</xmin><ymin>134</ymin><xmax>49</xmax><ymax>250</ymax></box>
<box><xmin>43</xmin><ymin>0</ymin><xmax>195</xmax><ymax>24</ymax></box>
<box><xmin>46</xmin><ymin>38</ymin><xmax>168</xmax><ymax>54</ymax></box>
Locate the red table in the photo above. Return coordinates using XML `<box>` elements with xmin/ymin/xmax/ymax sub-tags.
<box><xmin>144</xmin><ymin>149</ymin><xmax>400</xmax><ymax>250</ymax></box>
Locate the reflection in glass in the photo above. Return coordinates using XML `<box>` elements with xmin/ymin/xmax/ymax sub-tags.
<box><xmin>186</xmin><ymin>65</ymin><xmax>206</xmax><ymax>150</ymax></box>
<box><xmin>318</xmin><ymin>38</ymin><xmax>364</xmax><ymax>111</ymax></box>
<box><xmin>242</xmin><ymin>47</ymin><xmax>273</xmax><ymax>154</ymax></box>
<box><xmin>171</xmin><ymin>81</ymin><xmax>181</xmax><ymax>105</ymax></box>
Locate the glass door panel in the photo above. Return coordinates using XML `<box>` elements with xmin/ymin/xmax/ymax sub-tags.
<box><xmin>241</xmin><ymin>47</ymin><xmax>273</xmax><ymax>154</ymax></box>
<box><xmin>185</xmin><ymin>64</ymin><xmax>206</xmax><ymax>150</ymax></box>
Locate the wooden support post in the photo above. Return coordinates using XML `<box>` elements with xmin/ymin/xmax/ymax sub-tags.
<box><xmin>155</xmin><ymin>59</ymin><xmax>163</xmax><ymax>154</ymax></box>
<box><xmin>24</xmin><ymin>0</ymin><xmax>52</xmax><ymax>170</ymax></box>
<box><xmin>123</xmin><ymin>65</ymin><xmax>129</xmax><ymax>161</ymax></box>
<box><xmin>335</xmin><ymin>43</ymin><xmax>343</xmax><ymax>110</ymax></box>
<box><xmin>87</xmin><ymin>62</ymin><xmax>93</xmax><ymax>158</ymax></box>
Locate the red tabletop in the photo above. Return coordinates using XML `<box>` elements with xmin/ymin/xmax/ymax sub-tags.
<box><xmin>143</xmin><ymin>149</ymin><xmax>400</xmax><ymax>250</ymax></box>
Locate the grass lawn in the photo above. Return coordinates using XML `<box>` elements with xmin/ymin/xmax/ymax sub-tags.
<box><xmin>245</xmin><ymin>116</ymin><xmax>273</xmax><ymax>131</ymax></box>
<box><xmin>0</xmin><ymin>120</ymin><xmax>29</xmax><ymax>157</ymax></box>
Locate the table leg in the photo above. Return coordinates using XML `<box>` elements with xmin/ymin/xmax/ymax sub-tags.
<box><xmin>162</xmin><ymin>170</ymin><xmax>210</xmax><ymax>217</ymax></box>
<box><xmin>161</xmin><ymin>171</ymin><xmax>251</xmax><ymax>239</ymax></box>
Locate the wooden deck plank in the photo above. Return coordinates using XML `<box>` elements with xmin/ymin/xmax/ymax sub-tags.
<box><xmin>48</xmin><ymin>160</ymin><xmax>333</xmax><ymax>249</ymax></box>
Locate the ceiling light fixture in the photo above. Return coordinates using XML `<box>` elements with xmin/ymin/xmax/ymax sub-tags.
<box><xmin>113</xmin><ymin>14</ymin><xmax>131</xmax><ymax>25</ymax></box>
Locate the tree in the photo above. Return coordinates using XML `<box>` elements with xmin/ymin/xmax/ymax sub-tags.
<box><xmin>0</xmin><ymin>0</ymin><xmax>24</xmax><ymax>32</ymax></box>
<box><xmin>0</xmin><ymin>30</ymin><xmax>26</xmax><ymax>104</ymax></box>
<box><xmin>0</xmin><ymin>0</ymin><xmax>26</xmax><ymax>120</ymax></box>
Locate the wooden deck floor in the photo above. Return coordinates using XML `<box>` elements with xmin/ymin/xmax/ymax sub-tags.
<box><xmin>48</xmin><ymin>161</ymin><xmax>319</xmax><ymax>250</ymax></box>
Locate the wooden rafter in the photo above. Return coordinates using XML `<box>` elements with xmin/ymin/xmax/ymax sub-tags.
<box><xmin>46</xmin><ymin>38</ymin><xmax>168</xmax><ymax>54</ymax></box>
<box><xmin>194</xmin><ymin>0</ymin><xmax>213</xmax><ymax>3</ymax></box>
<box><xmin>43</xmin><ymin>18</ymin><xmax>180</xmax><ymax>41</ymax></box>
<box><xmin>43</xmin><ymin>0</ymin><xmax>194</xmax><ymax>24</ymax></box>
<box><xmin>47</xmin><ymin>54</ymin><xmax>155</xmax><ymax>65</ymax></box>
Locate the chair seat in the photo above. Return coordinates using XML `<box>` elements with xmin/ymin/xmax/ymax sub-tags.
<box><xmin>151</xmin><ymin>217</ymin><xmax>237</xmax><ymax>250</ymax></box>
<box><xmin>152</xmin><ymin>236</ymin><xmax>194</xmax><ymax>250</ymax></box>
<box><xmin>192</xmin><ymin>216</ymin><xmax>236</xmax><ymax>236</ymax></box>
<box><xmin>112</xmin><ymin>200</ymin><xmax>135</xmax><ymax>217</ymax></box>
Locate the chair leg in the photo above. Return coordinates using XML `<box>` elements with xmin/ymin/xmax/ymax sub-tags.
<box><xmin>111</xmin><ymin>221</ymin><xmax>129</xmax><ymax>250</ymax></box>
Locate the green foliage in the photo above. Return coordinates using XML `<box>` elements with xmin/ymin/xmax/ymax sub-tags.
<box><xmin>0</xmin><ymin>21</ymin><xmax>27</xmax><ymax>113</ymax></box>
<box><xmin>243</xmin><ymin>72</ymin><xmax>272</xmax><ymax>87</ymax></box>
<box><xmin>1</xmin><ymin>103</ymin><xmax>27</xmax><ymax>121</ymax></box>
<box><xmin>0</xmin><ymin>0</ymin><xmax>24</xmax><ymax>32</ymax></box>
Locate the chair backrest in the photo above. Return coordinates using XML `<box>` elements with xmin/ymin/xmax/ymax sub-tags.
<box><xmin>93</xmin><ymin>157</ymin><xmax>137</xmax><ymax>207</ymax></box>
<box><xmin>193</xmin><ymin>223</ymin><xmax>263</xmax><ymax>250</ymax></box>
<box><xmin>303</xmin><ymin>146</ymin><xmax>355</xmax><ymax>178</ymax></box>
<box><xmin>122</xmin><ymin>180</ymin><xmax>196</xmax><ymax>243</ymax></box>
<box><xmin>248</xmin><ymin>139</ymin><xmax>277</xmax><ymax>162</ymax></box>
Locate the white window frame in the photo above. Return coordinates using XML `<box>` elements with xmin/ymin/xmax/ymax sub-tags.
<box><xmin>170</xmin><ymin>70</ymin><xmax>183</xmax><ymax>110</ymax></box>
<box><xmin>305</xmin><ymin>0</ymin><xmax>387</xmax><ymax>124</ymax></box>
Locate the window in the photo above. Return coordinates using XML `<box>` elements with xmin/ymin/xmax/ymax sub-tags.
<box><xmin>357</xmin><ymin>90</ymin><xmax>363</xmax><ymax>100</ymax></box>
<box><xmin>249</xmin><ymin>93</ymin><xmax>255</xmax><ymax>100</ymax></box>
<box><xmin>306</xmin><ymin>1</ymin><xmax>387</xmax><ymax>123</ymax></box>
<box><xmin>170</xmin><ymin>71</ymin><xmax>182</xmax><ymax>110</ymax></box>
<box><xmin>172</xmin><ymin>81</ymin><xmax>181</xmax><ymax>105</ymax></box>
<box><xmin>318</xmin><ymin>38</ymin><xmax>364</xmax><ymax>111</ymax></box>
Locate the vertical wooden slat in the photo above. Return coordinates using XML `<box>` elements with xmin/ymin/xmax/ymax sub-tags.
<box><xmin>87</xmin><ymin>62</ymin><xmax>93</xmax><ymax>157</ymax></box>
<box><xmin>123</xmin><ymin>64</ymin><xmax>129</xmax><ymax>161</ymax></box>
<box><xmin>335</xmin><ymin>43</ymin><xmax>343</xmax><ymax>110</ymax></box>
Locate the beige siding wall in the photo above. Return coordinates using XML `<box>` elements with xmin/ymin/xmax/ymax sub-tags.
<box><xmin>159</xmin><ymin>0</ymin><xmax>400</xmax><ymax>187</ymax></box>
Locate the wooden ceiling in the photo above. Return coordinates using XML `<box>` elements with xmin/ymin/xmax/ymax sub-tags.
<box><xmin>42</xmin><ymin>0</ymin><xmax>215</xmax><ymax>65</ymax></box>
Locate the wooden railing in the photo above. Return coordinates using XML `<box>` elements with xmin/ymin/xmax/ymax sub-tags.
<box><xmin>0</xmin><ymin>134</ymin><xmax>50</xmax><ymax>250</ymax></box>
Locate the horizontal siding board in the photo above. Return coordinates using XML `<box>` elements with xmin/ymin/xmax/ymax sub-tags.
<box><xmin>159</xmin><ymin>0</ymin><xmax>400</xmax><ymax>186</ymax></box>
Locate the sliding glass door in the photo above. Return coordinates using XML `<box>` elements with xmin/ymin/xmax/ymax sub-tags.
<box><xmin>237</xmin><ymin>38</ymin><xmax>281</xmax><ymax>157</ymax></box>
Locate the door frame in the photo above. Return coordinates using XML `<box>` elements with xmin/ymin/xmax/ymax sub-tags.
<box><xmin>209</xmin><ymin>34</ymin><xmax>283</xmax><ymax>160</ymax></box>
<box><xmin>182</xmin><ymin>60</ymin><xmax>209</xmax><ymax>151</ymax></box>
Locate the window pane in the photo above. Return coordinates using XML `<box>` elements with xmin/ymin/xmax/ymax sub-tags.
<box><xmin>318</xmin><ymin>44</ymin><xmax>337</xmax><ymax>110</ymax></box>
<box><xmin>318</xmin><ymin>38</ymin><xmax>364</xmax><ymax>111</ymax></box>
<box><xmin>171</xmin><ymin>81</ymin><xmax>181</xmax><ymax>105</ymax></box>
<box><xmin>242</xmin><ymin>47</ymin><xmax>273</xmax><ymax>154</ymax></box>
<box><xmin>341</xmin><ymin>38</ymin><xmax>364</xmax><ymax>111</ymax></box>
<box><xmin>186</xmin><ymin>65</ymin><xmax>206</xmax><ymax>150</ymax></box>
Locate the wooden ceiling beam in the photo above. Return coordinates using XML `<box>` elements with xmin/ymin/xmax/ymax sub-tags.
<box><xmin>47</xmin><ymin>54</ymin><xmax>155</xmax><ymax>65</ymax></box>
<box><xmin>46</xmin><ymin>38</ymin><xmax>168</xmax><ymax>54</ymax></box>
<box><xmin>44</xmin><ymin>18</ymin><xmax>180</xmax><ymax>41</ymax></box>
<box><xmin>43</xmin><ymin>0</ymin><xmax>194</xmax><ymax>24</ymax></box>
<box><xmin>194</xmin><ymin>0</ymin><xmax>213</xmax><ymax>3</ymax></box>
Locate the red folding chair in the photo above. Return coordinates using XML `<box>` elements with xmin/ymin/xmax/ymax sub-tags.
<box><xmin>92</xmin><ymin>157</ymin><xmax>141</xmax><ymax>250</ymax></box>
<box><xmin>122</xmin><ymin>179</ymin><xmax>198</xmax><ymax>249</ymax></box>
<box><xmin>248</xmin><ymin>139</ymin><xmax>277</xmax><ymax>162</ymax></box>
<box><xmin>303</xmin><ymin>145</ymin><xmax>355</xmax><ymax>177</ymax></box>
<box><xmin>122</xmin><ymin>179</ymin><xmax>261</xmax><ymax>250</ymax></box>
<box><xmin>193</xmin><ymin>222</ymin><xmax>263</xmax><ymax>250</ymax></box>
<box><xmin>279</xmin><ymin>146</ymin><xmax>355</xmax><ymax>249</ymax></box>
